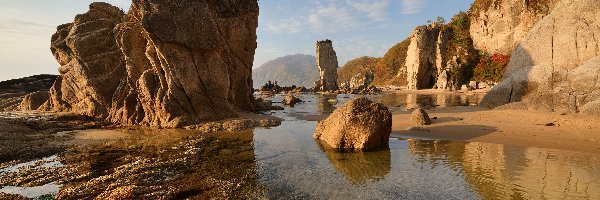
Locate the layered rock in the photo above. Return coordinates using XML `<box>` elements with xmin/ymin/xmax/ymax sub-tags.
<box><xmin>405</xmin><ymin>24</ymin><xmax>450</xmax><ymax>90</ymax></box>
<box><xmin>40</xmin><ymin>3</ymin><xmax>126</xmax><ymax>117</ymax></box>
<box><xmin>19</xmin><ymin>92</ymin><xmax>50</xmax><ymax>111</ymax></box>
<box><xmin>43</xmin><ymin>1</ymin><xmax>259</xmax><ymax>127</ymax></box>
<box><xmin>109</xmin><ymin>0</ymin><xmax>259</xmax><ymax>127</ymax></box>
<box><xmin>348</xmin><ymin>70</ymin><xmax>375</xmax><ymax>90</ymax></box>
<box><xmin>469</xmin><ymin>0</ymin><xmax>559</xmax><ymax>55</ymax></box>
<box><xmin>315</xmin><ymin>40</ymin><xmax>339</xmax><ymax>91</ymax></box>
<box><xmin>314</xmin><ymin>98</ymin><xmax>392</xmax><ymax>151</ymax></box>
<box><xmin>481</xmin><ymin>0</ymin><xmax>600</xmax><ymax>115</ymax></box>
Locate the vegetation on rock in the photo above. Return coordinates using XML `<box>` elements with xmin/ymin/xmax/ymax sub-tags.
<box><xmin>372</xmin><ymin>39</ymin><xmax>411</xmax><ymax>86</ymax></box>
<box><xmin>473</xmin><ymin>53</ymin><xmax>509</xmax><ymax>83</ymax></box>
<box><xmin>440</xmin><ymin>12</ymin><xmax>480</xmax><ymax>89</ymax></box>
<box><xmin>337</xmin><ymin>56</ymin><xmax>380</xmax><ymax>85</ymax></box>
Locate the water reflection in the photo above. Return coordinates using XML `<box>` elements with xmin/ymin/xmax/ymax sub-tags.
<box><xmin>317</xmin><ymin>94</ymin><xmax>338</xmax><ymax>114</ymax></box>
<box><xmin>407</xmin><ymin>139</ymin><xmax>600</xmax><ymax>199</ymax></box>
<box><xmin>379</xmin><ymin>92</ymin><xmax>484</xmax><ymax>109</ymax></box>
<box><xmin>317</xmin><ymin>142</ymin><xmax>391</xmax><ymax>184</ymax></box>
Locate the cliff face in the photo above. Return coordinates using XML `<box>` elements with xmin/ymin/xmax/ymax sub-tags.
<box><xmin>41</xmin><ymin>3</ymin><xmax>126</xmax><ymax>117</ymax></box>
<box><xmin>481</xmin><ymin>0</ymin><xmax>600</xmax><ymax>115</ymax></box>
<box><xmin>469</xmin><ymin>0</ymin><xmax>559</xmax><ymax>55</ymax></box>
<box><xmin>405</xmin><ymin>24</ymin><xmax>452</xmax><ymax>90</ymax></box>
<box><xmin>43</xmin><ymin>1</ymin><xmax>259</xmax><ymax>127</ymax></box>
<box><xmin>316</xmin><ymin>40</ymin><xmax>339</xmax><ymax>91</ymax></box>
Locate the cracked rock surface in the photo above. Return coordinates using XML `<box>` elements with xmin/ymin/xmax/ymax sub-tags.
<box><xmin>481</xmin><ymin>0</ymin><xmax>600</xmax><ymax>115</ymax></box>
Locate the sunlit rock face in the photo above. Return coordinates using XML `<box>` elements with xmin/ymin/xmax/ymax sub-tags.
<box><xmin>405</xmin><ymin>24</ymin><xmax>451</xmax><ymax>90</ymax></box>
<box><xmin>43</xmin><ymin>0</ymin><xmax>259</xmax><ymax>127</ymax></box>
<box><xmin>315</xmin><ymin>40</ymin><xmax>339</xmax><ymax>91</ymax></box>
<box><xmin>469</xmin><ymin>0</ymin><xmax>560</xmax><ymax>55</ymax></box>
<box><xmin>481</xmin><ymin>0</ymin><xmax>600</xmax><ymax>115</ymax></box>
<box><xmin>41</xmin><ymin>3</ymin><xmax>126</xmax><ymax>118</ymax></box>
<box><xmin>314</xmin><ymin>98</ymin><xmax>392</xmax><ymax>151</ymax></box>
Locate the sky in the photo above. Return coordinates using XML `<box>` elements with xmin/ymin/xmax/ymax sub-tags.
<box><xmin>0</xmin><ymin>0</ymin><xmax>472</xmax><ymax>81</ymax></box>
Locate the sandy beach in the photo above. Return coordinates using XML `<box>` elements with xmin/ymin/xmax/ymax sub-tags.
<box><xmin>391</xmin><ymin>106</ymin><xmax>600</xmax><ymax>154</ymax></box>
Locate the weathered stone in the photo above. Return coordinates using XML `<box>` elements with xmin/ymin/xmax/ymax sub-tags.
<box><xmin>41</xmin><ymin>2</ymin><xmax>126</xmax><ymax>118</ymax></box>
<box><xmin>410</xmin><ymin>108</ymin><xmax>432</xmax><ymax>125</ymax></box>
<box><xmin>406</xmin><ymin>24</ymin><xmax>451</xmax><ymax>90</ymax></box>
<box><xmin>19</xmin><ymin>91</ymin><xmax>50</xmax><ymax>111</ymax></box>
<box><xmin>468</xmin><ymin>81</ymin><xmax>478</xmax><ymax>90</ymax></box>
<box><xmin>481</xmin><ymin>0</ymin><xmax>600</xmax><ymax>116</ymax></box>
<box><xmin>470</xmin><ymin>0</ymin><xmax>559</xmax><ymax>55</ymax></box>
<box><xmin>43</xmin><ymin>1</ymin><xmax>260</xmax><ymax>127</ymax></box>
<box><xmin>349</xmin><ymin>69</ymin><xmax>375</xmax><ymax>90</ymax></box>
<box><xmin>313</xmin><ymin>98</ymin><xmax>392</xmax><ymax>151</ymax></box>
<box><xmin>316</xmin><ymin>40</ymin><xmax>339</xmax><ymax>91</ymax></box>
<box><xmin>283</xmin><ymin>95</ymin><xmax>301</xmax><ymax>106</ymax></box>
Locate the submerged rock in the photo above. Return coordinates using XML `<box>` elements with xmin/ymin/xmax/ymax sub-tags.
<box><xmin>283</xmin><ymin>94</ymin><xmax>302</xmax><ymax>106</ymax></box>
<box><xmin>313</xmin><ymin>98</ymin><xmax>392</xmax><ymax>151</ymax></box>
<box><xmin>42</xmin><ymin>1</ymin><xmax>260</xmax><ymax>127</ymax></box>
<box><xmin>410</xmin><ymin>108</ymin><xmax>432</xmax><ymax>126</ymax></box>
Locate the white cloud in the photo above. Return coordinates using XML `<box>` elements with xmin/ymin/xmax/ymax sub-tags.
<box><xmin>265</xmin><ymin>18</ymin><xmax>303</xmax><ymax>34</ymax></box>
<box><xmin>346</xmin><ymin>0</ymin><xmax>391</xmax><ymax>21</ymax></box>
<box><xmin>401</xmin><ymin>0</ymin><xmax>424</xmax><ymax>14</ymax></box>
<box><xmin>306</xmin><ymin>4</ymin><xmax>362</xmax><ymax>33</ymax></box>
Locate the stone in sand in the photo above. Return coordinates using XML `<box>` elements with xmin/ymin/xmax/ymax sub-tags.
<box><xmin>410</xmin><ymin>108</ymin><xmax>432</xmax><ymax>125</ymax></box>
<box><xmin>314</xmin><ymin>97</ymin><xmax>392</xmax><ymax>151</ymax></box>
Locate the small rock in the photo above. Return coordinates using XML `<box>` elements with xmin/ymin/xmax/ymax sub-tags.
<box><xmin>407</xmin><ymin>127</ymin><xmax>430</xmax><ymax>132</ymax></box>
<box><xmin>283</xmin><ymin>95</ymin><xmax>302</xmax><ymax>106</ymax></box>
<box><xmin>410</xmin><ymin>108</ymin><xmax>432</xmax><ymax>125</ymax></box>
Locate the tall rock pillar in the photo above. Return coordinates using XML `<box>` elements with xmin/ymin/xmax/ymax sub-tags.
<box><xmin>316</xmin><ymin>40</ymin><xmax>339</xmax><ymax>91</ymax></box>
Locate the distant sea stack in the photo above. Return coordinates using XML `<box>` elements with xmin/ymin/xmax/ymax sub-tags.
<box><xmin>315</xmin><ymin>40</ymin><xmax>339</xmax><ymax>91</ymax></box>
<box><xmin>41</xmin><ymin>0</ymin><xmax>259</xmax><ymax>128</ymax></box>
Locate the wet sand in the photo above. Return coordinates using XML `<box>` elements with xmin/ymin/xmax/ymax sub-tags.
<box><xmin>391</xmin><ymin>106</ymin><xmax>600</xmax><ymax>153</ymax></box>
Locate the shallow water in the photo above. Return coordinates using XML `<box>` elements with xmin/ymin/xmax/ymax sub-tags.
<box><xmin>253</xmin><ymin>92</ymin><xmax>600</xmax><ymax>199</ymax></box>
<box><xmin>1</xmin><ymin>92</ymin><xmax>599</xmax><ymax>199</ymax></box>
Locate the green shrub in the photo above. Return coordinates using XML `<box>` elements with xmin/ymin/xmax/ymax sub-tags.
<box><xmin>473</xmin><ymin>53</ymin><xmax>509</xmax><ymax>82</ymax></box>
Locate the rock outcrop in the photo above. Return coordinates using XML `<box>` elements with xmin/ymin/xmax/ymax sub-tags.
<box><xmin>43</xmin><ymin>1</ymin><xmax>259</xmax><ymax>127</ymax></box>
<box><xmin>314</xmin><ymin>98</ymin><xmax>392</xmax><ymax>151</ymax></box>
<box><xmin>19</xmin><ymin>92</ymin><xmax>50</xmax><ymax>111</ymax></box>
<box><xmin>348</xmin><ymin>70</ymin><xmax>375</xmax><ymax>90</ymax></box>
<box><xmin>469</xmin><ymin>0</ymin><xmax>559</xmax><ymax>55</ymax></box>
<box><xmin>40</xmin><ymin>3</ymin><xmax>126</xmax><ymax>117</ymax></box>
<box><xmin>410</xmin><ymin>108</ymin><xmax>432</xmax><ymax>125</ymax></box>
<box><xmin>315</xmin><ymin>40</ymin><xmax>339</xmax><ymax>91</ymax></box>
<box><xmin>405</xmin><ymin>24</ymin><xmax>451</xmax><ymax>90</ymax></box>
<box><xmin>481</xmin><ymin>0</ymin><xmax>600</xmax><ymax>115</ymax></box>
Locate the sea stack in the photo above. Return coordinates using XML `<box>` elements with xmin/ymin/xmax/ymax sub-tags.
<box><xmin>41</xmin><ymin>0</ymin><xmax>260</xmax><ymax>128</ymax></box>
<box><xmin>315</xmin><ymin>40</ymin><xmax>339</xmax><ymax>92</ymax></box>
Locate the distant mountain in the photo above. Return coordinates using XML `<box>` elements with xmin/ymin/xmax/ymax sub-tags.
<box><xmin>253</xmin><ymin>54</ymin><xmax>318</xmax><ymax>87</ymax></box>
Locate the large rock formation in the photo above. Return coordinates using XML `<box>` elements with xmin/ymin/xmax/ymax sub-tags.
<box><xmin>469</xmin><ymin>0</ymin><xmax>559</xmax><ymax>55</ymax></box>
<box><xmin>405</xmin><ymin>24</ymin><xmax>450</xmax><ymax>90</ymax></box>
<box><xmin>314</xmin><ymin>98</ymin><xmax>392</xmax><ymax>151</ymax></box>
<box><xmin>40</xmin><ymin>3</ymin><xmax>126</xmax><ymax>117</ymax></box>
<box><xmin>315</xmin><ymin>40</ymin><xmax>339</xmax><ymax>91</ymax></box>
<box><xmin>481</xmin><ymin>0</ymin><xmax>600</xmax><ymax>115</ymax></box>
<box><xmin>43</xmin><ymin>1</ymin><xmax>259</xmax><ymax>127</ymax></box>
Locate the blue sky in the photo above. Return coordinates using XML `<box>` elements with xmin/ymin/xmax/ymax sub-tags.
<box><xmin>0</xmin><ymin>0</ymin><xmax>472</xmax><ymax>81</ymax></box>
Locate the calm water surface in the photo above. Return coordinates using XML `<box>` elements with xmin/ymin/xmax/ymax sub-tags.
<box><xmin>254</xmin><ymin>92</ymin><xmax>600</xmax><ymax>199</ymax></box>
<box><xmin>1</xmin><ymin>92</ymin><xmax>599</xmax><ymax>199</ymax></box>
